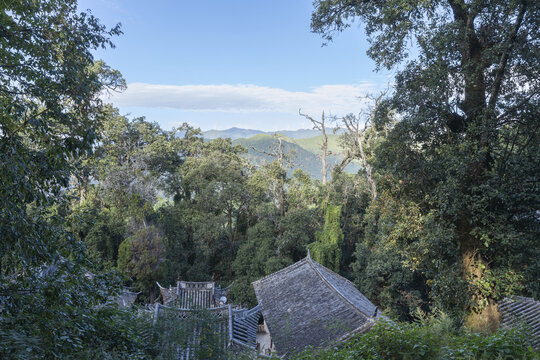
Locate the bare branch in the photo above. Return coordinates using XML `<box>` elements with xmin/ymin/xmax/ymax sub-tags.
<box><xmin>337</xmin><ymin>91</ymin><xmax>388</xmax><ymax>199</ymax></box>
<box><xmin>299</xmin><ymin>108</ymin><xmax>322</xmax><ymax>129</ymax></box>
<box><xmin>250</xmin><ymin>146</ymin><xmax>275</xmax><ymax>158</ymax></box>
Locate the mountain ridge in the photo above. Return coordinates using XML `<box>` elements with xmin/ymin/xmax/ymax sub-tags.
<box><xmin>200</xmin><ymin>127</ymin><xmax>359</xmax><ymax>180</ymax></box>
<box><xmin>203</xmin><ymin>127</ymin><xmax>344</xmax><ymax>140</ymax></box>
<box><xmin>231</xmin><ymin>133</ymin><xmax>359</xmax><ymax>179</ymax></box>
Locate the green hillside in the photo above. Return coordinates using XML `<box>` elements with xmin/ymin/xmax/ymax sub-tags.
<box><xmin>203</xmin><ymin>127</ymin><xmax>264</xmax><ymax>140</ymax></box>
<box><xmin>292</xmin><ymin>134</ymin><xmax>344</xmax><ymax>154</ymax></box>
<box><xmin>233</xmin><ymin>134</ymin><xmax>359</xmax><ymax>179</ymax></box>
<box><xmin>203</xmin><ymin>127</ymin><xmax>346</xmax><ymax>140</ymax></box>
<box><xmin>203</xmin><ymin>127</ymin><xmax>324</xmax><ymax>140</ymax></box>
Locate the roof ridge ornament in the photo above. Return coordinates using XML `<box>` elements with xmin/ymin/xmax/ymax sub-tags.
<box><xmin>307</xmin><ymin>248</ymin><xmax>311</xmax><ymax>259</ymax></box>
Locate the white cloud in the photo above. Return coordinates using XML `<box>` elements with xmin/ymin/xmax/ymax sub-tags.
<box><xmin>107</xmin><ymin>82</ymin><xmax>376</xmax><ymax>116</ymax></box>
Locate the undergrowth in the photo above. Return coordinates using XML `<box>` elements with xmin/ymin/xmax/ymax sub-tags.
<box><xmin>291</xmin><ymin>311</ymin><xmax>538</xmax><ymax>360</ymax></box>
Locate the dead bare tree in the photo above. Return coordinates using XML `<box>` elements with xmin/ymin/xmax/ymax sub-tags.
<box><xmin>340</xmin><ymin>93</ymin><xmax>386</xmax><ymax>199</ymax></box>
<box><xmin>298</xmin><ymin>109</ymin><xmax>332</xmax><ymax>185</ymax></box>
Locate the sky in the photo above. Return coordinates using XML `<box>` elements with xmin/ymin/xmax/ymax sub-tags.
<box><xmin>78</xmin><ymin>0</ymin><xmax>392</xmax><ymax>131</ymax></box>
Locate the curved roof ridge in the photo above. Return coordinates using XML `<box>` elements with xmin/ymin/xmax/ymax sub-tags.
<box><xmin>218</xmin><ymin>282</ymin><xmax>234</xmax><ymax>291</ymax></box>
<box><xmin>178</xmin><ymin>280</ymin><xmax>215</xmax><ymax>285</ymax></box>
<box><xmin>158</xmin><ymin>303</ymin><xmax>231</xmax><ymax>312</ymax></box>
<box><xmin>252</xmin><ymin>257</ymin><xmax>309</xmax><ymax>285</ymax></box>
<box><xmin>313</xmin><ymin>260</ymin><xmax>364</xmax><ymax>292</ymax></box>
<box><xmin>307</xmin><ymin>257</ymin><xmax>376</xmax><ymax>318</ymax></box>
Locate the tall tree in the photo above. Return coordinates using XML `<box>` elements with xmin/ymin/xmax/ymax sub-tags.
<box><xmin>251</xmin><ymin>135</ymin><xmax>294</xmax><ymax>217</ymax></box>
<box><xmin>180</xmin><ymin>138</ymin><xmax>249</xmax><ymax>279</ymax></box>
<box><xmin>339</xmin><ymin>93</ymin><xmax>388</xmax><ymax>199</ymax></box>
<box><xmin>0</xmin><ymin>0</ymin><xmax>123</xmax><ymax>274</ymax></box>
<box><xmin>71</xmin><ymin>111</ymin><xmax>191</xmax><ymax>279</ymax></box>
<box><xmin>118</xmin><ymin>225</ymin><xmax>166</xmax><ymax>298</ymax></box>
<box><xmin>92</xmin><ymin>109</ymin><xmax>187</xmax><ymax>208</ymax></box>
<box><xmin>299</xmin><ymin>110</ymin><xmax>332</xmax><ymax>185</ymax></box>
<box><xmin>0</xmin><ymin>1</ymin><xmax>151</xmax><ymax>357</ymax></box>
<box><xmin>312</xmin><ymin>0</ymin><xmax>540</xmax><ymax>324</ymax></box>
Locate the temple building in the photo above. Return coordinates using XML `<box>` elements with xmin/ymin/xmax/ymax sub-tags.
<box><xmin>157</xmin><ymin>280</ymin><xmax>232</xmax><ymax>307</ymax></box>
<box><xmin>253</xmin><ymin>254</ymin><xmax>379</xmax><ymax>357</ymax></box>
<box><xmin>154</xmin><ymin>254</ymin><xmax>380</xmax><ymax>358</ymax></box>
<box><xmin>154</xmin><ymin>280</ymin><xmax>260</xmax><ymax>358</ymax></box>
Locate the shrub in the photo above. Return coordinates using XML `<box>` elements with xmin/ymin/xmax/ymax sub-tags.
<box><xmin>291</xmin><ymin>316</ymin><xmax>538</xmax><ymax>360</ymax></box>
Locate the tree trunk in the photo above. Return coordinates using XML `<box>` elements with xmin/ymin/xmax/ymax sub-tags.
<box><xmin>460</xmin><ymin>234</ymin><xmax>501</xmax><ymax>330</ymax></box>
<box><xmin>298</xmin><ymin>110</ymin><xmax>329</xmax><ymax>185</ymax></box>
<box><xmin>321</xmin><ymin>142</ymin><xmax>328</xmax><ymax>186</ymax></box>
<box><xmin>355</xmin><ymin>131</ymin><xmax>376</xmax><ymax>199</ymax></box>
<box><xmin>277</xmin><ymin>137</ymin><xmax>286</xmax><ymax>217</ymax></box>
<box><xmin>227</xmin><ymin>209</ymin><xmax>234</xmax><ymax>278</ymax></box>
<box><xmin>450</xmin><ymin>6</ymin><xmax>502</xmax><ymax>328</ymax></box>
<box><xmin>321</xmin><ymin>112</ymin><xmax>328</xmax><ymax>186</ymax></box>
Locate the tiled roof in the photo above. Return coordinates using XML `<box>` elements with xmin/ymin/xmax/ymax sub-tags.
<box><xmin>499</xmin><ymin>296</ymin><xmax>540</xmax><ymax>350</ymax></box>
<box><xmin>153</xmin><ymin>303</ymin><xmax>261</xmax><ymax>358</ymax></box>
<box><xmin>156</xmin><ymin>281</ymin><xmax>231</xmax><ymax>308</ymax></box>
<box><xmin>252</xmin><ymin>256</ymin><xmax>377</xmax><ymax>356</ymax></box>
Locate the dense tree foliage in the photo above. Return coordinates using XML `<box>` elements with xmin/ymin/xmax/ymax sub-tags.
<box><xmin>312</xmin><ymin>0</ymin><xmax>540</xmax><ymax>324</ymax></box>
<box><xmin>0</xmin><ymin>0</ymin><xmax>122</xmax><ymax>275</ymax></box>
<box><xmin>2</xmin><ymin>0</ymin><xmax>539</xmax><ymax>357</ymax></box>
<box><xmin>0</xmin><ymin>1</ymin><xmax>153</xmax><ymax>358</ymax></box>
<box><xmin>292</xmin><ymin>314</ymin><xmax>537</xmax><ymax>359</ymax></box>
<box><xmin>309</xmin><ymin>203</ymin><xmax>344</xmax><ymax>272</ymax></box>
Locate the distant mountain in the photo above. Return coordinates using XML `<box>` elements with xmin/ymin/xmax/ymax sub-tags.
<box><xmin>202</xmin><ymin>127</ymin><xmax>265</xmax><ymax>140</ymax></box>
<box><xmin>199</xmin><ymin>127</ymin><xmax>359</xmax><ymax>179</ymax></box>
<box><xmin>274</xmin><ymin>128</ymin><xmax>346</xmax><ymax>139</ymax></box>
<box><xmin>271</xmin><ymin>129</ymin><xmax>320</xmax><ymax>139</ymax></box>
<box><xmin>202</xmin><ymin>127</ymin><xmax>345</xmax><ymax>141</ymax></box>
<box><xmin>232</xmin><ymin>134</ymin><xmax>360</xmax><ymax>180</ymax></box>
<box><xmin>233</xmin><ymin>134</ymin><xmax>320</xmax><ymax>178</ymax></box>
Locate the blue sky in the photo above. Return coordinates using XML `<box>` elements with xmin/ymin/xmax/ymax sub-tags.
<box><xmin>79</xmin><ymin>0</ymin><xmax>391</xmax><ymax>131</ymax></box>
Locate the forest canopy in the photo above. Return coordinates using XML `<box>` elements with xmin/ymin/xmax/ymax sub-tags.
<box><xmin>0</xmin><ymin>0</ymin><xmax>539</xmax><ymax>358</ymax></box>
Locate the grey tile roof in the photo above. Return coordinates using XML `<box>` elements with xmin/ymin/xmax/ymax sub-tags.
<box><xmin>157</xmin><ymin>282</ymin><xmax>178</xmax><ymax>306</ymax></box>
<box><xmin>154</xmin><ymin>304</ymin><xmax>231</xmax><ymax>359</ymax></box>
<box><xmin>311</xmin><ymin>261</ymin><xmax>377</xmax><ymax>318</ymax></box>
<box><xmin>153</xmin><ymin>303</ymin><xmax>261</xmax><ymax>358</ymax></box>
<box><xmin>252</xmin><ymin>256</ymin><xmax>377</xmax><ymax>356</ymax></box>
<box><xmin>157</xmin><ymin>281</ymin><xmax>231</xmax><ymax>308</ymax></box>
<box><xmin>499</xmin><ymin>296</ymin><xmax>540</xmax><ymax>350</ymax></box>
<box><xmin>115</xmin><ymin>288</ymin><xmax>140</xmax><ymax>308</ymax></box>
<box><xmin>231</xmin><ymin>304</ymin><xmax>261</xmax><ymax>349</ymax></box>
<box><xmin>177</xmin><ymin>281</ymin><xmax>216</xmax><ymax>308</ymax></box>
